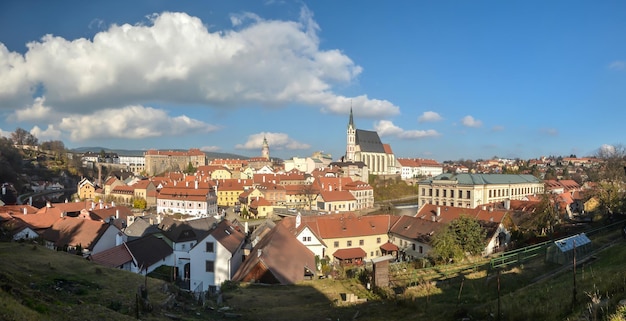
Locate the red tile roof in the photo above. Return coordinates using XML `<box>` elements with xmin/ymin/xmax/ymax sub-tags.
<box><xmin>287</xmin><ymin>213</ymin><xmax>398</xmax><ymax>239</ymax></box>
<box><xmin>416</xmin><ymin>204</ymin><xmax>506</xmax><ymax>225</ymax></box>
<box><xmin>42</xmin><ymin>217</ymin><xmax>114</xmax><ymax>250</ymax></box>
<box><xmin>89</xmin><ymin>243</ymin><xmax>133</xmax><ymax>268</ymax></box>
<box><xmin>333</xmin><ymin>247</ymin><xmax>366</xmax><ymax>260</ymax></box>
<box><xmin>233</xmin><ymin>219</ymin><xmax>315</xmax><ymax>284</ymax></box>
<box><xmin>380</xmin><ymin>242</ymin><xmax>399</xmax><ymax>251</ymax></box>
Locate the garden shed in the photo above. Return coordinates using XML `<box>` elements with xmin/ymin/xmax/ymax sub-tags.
<box><xmin>545</xmin><ymin>233</ymin><xmax>592</xmax><ymax>265</ymax></box>
<box><xmin>370</xmin><ymin>255</ymin><xmax>395</xmax><ymax>288</ymax></box>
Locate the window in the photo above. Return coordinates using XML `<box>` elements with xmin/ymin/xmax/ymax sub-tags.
<box><xmin>412</xmin><ymin>244</ymin><xmax>416</xmax><ymax>251</ymax></box>
<box><xmin>302</xmin><ymin>236</ymin><xmax>311</xmax><ymax>242</ymax></box>
<box><xmin>205</xmin><ymin>260</ymin><xmax>214</xmax><ymax>272</ymax></box>
<box><xmin>334</xmin><ymin>241</ymin><xmax>339</xmax><ymax>248</ymax></box>
<box><xmin>359</xmin><ymin>239</ymin><xmax>364</xmax><ymax>246</ymax></box>
<box><xmin>376</xmin><ymin>237</ymin><xmax>381</xmax><ymax>244</ymax></box>
<box><xmin>205</xmin><ymin>242</ymin><xmax>214</xmax><ymax>253</ymax></box>
<box><xmin>347</xmin><ymin>240</ymin><xmax>352</xmax><ymax>247</ymax></box>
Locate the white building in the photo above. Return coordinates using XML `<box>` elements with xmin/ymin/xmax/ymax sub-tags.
<box><xmin>188</xmin><ymin>220</ymin><xmax>246</xmax><ymax>293</ymax></box>
<box><xmin>119</xmin><ymin>155</ymin><xmax>146</xmax><ymax>175</ymax></box>
<box><xmin>417</xmin><ymin>173</ymin><xmax>545</xmax><ymax>208</ymax></box>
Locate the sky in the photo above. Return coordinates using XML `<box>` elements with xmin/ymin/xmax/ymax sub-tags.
<box><xmin>1</xmin><ymin>1</ymin><xmax>626</xmax><ymax>162</ymax></box>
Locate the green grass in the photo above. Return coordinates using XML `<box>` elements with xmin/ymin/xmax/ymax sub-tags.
<box><xmin>2</xmin><ymin>237</ymin><xmax>625</xmax><ymax>321</ymax></box>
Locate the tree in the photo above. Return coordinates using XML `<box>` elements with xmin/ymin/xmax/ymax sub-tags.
<box><xmin>299</xmin><ymin>183</ymin><xmax>319</xmax><ymax>210</ymax></box>
<box><xmin>10</xmin><ymin>127</ymin><xmax>38</xmax><ymax>146</ymax></box>
<box><xmin>531</xmin><ymin>192</ymin><xmax>559</xmax><ymax>236</ymax></box>
<box><xmin>133</xmin><ymin>198</ymin><xmax>147</xmax><ymax>210</ymax></box>
<box><xmin>184</xmin><ymin>162</ymin><xmax>196</xmax><ymax>174</ymax></box>
<box><xmin>430</xmin><ymin>216</ymin><xmax>485</xmax><ymax>263</ymax></box>
<box><xmin>593</xmin><ymin>144</ymin><xmax>626</xmax><ymax>217</ymax></box>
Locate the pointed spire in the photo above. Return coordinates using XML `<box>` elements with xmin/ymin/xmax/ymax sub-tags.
<box><xmin>348</xmin><ymin>104</ymin><xmax>354</xmax><ymax>128</ymax></box>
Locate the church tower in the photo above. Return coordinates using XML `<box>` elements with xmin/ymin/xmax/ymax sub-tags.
<box><xmin>346</xmin><ymin>107</ymin><xmax>356</xmax><ymax>162</ymax></box>
<box><xmin>261</xmin><ymin>136</ymin><xmax>270</xmax><ymax>160</ymax></box>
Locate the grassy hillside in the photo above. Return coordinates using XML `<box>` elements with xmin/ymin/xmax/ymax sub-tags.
<box><xmin>1</xmin><ymin>239</ymin><xmax>625</xmax><ymax>321</ymax></box>
<box><xmin>0</xmin><ymin>242</ymin><xmax>215</xmax><ymax>321</ymax></box>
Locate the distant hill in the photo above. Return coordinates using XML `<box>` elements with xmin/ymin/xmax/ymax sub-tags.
<box><xmin>69</xmin><ymin>147</ymin><xmax>250</xmax><ymax>160</ymax></box>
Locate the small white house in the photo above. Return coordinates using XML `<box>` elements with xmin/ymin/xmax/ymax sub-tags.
<box><xmin>188</xmin><ymin>220</ymin><xmax>246</xmax><ymax>293</ymax></box>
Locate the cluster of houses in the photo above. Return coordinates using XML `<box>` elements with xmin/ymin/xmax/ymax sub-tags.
<box><xmin>0</xmin><ymin>170</ymin><xmax>599</xmax><ymax>295</ymax></box>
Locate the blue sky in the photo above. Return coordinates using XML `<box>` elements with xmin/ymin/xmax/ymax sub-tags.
<box><xmin>1</xmin><ymin>1</ymin><xmax>625</xmax><ymax>162</ymax></box>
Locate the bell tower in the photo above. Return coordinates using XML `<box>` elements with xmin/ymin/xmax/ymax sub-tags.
<box><xmin>261</xmin><ymin>136</ymin><xmax>270</xmax><ymax>160</ymax></box>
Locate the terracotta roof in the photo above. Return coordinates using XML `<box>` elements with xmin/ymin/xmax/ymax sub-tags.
<box><xmin>333</xmin><ymin>247</ymin><xmax>366</xmax><ymax>260</ymax></box>
<box><xmin>42</xmin><ymin>217</ymin><xmax>114</xmax><ymax>250</ymax></box>
<box><xmin>389</xmin><ymin>215</ymin><xmax>444</xmax><ymax>242</ymax></box>
<box><xmin>0</xmin><ymin>204</ymin><xmax>38</xmax><ymax>215</ymax></box>
<box><xmin>90</xmin><ymin>206</ymin><xmax>133</xmax><ymax>221</ymax></box>
<box><xmin>209</xmin><ymin>220</ymin><xmax>245</xmax><ymax>255</ymax></box>
<box><xmin>145</xmin><ymin>149</ymin><xmax>205</xmax><ymax>156</ymax></box>
<box><xmin>89</xmin><ymin>243</ymin><xmax>133</xmax><ymax>268</ymax></box>
<box><xmin>249</xmin><ymin>197</ymin><xmax>272</xmax><ymax>208</ymax></box>
<box><xmin>111</xmin><ymin>186</ymin><xmax>135</xmax><ymax>194</ymax></box>
<box><xmin>292</xmin><ymin>213</ymin><xmax>397</xmax><ymax>239</ymax></box>
<box><xmin>132</xmin><ymin>180</ymin><xmax>154</xmax><ymax>189</ymax></box>
<box><xmin>233</xmin><ymin>220</ymin><xmax>315</xmax><ymax>284</ymax></box>
<box><xmin>380</xmin><ymin>242</ymin><xmax>399</xmax><ymax>251</ymax></box>
<box><xmin>416</xmin><ymin>204</ymin><xmax>506</xmax><ymax>225</ymax></box>
<box><xmin>319</xmin><ymin>190</ymin><xmax>356</xmax><ymax>202</ymax></box>
<box><xmin>383</xmin><ymin>143</ymin><xmax>393</xmax><ymax>154</ymax></box>
<box><xmin>15</xmin><ymin>207</ymin><xmax>64</xmax><ymax>229</ymax></box>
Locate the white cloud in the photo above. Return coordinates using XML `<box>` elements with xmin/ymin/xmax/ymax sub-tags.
<box><xmin>461</xmin><ymin>115</ymin><xmax>482</xmax><ymax>128</ymax></box>
<box><xmin>30</xmin><ymin>124</ymin><xmax>61</xmax><ymax>141</ymax></box>
<box><xmin>374</xmin><ymin>120</ymin><xmax>440</xmax><ymax>139</ymax></box>
<box><xmin>0</xmin><ymin>128</ymin><xmax>10</xmax><ymax>138</ymax></box>
<box><xmin>540</xmin><ymin>128</ymin><xmax>559</xmax><ymax>136</ymax></box>
<box><xmin>608</xmin><ymin>60</ymin><xmax>625</xmax><ymax>71</ymax></box>
<box><xmin>418</xmin><ymin>111</ymin><xmax>443</xmax><ymax>123</ymax></box>
<box><xmin>10</xmin><ymin>96</ymin><xmax>54</xmax><ymax>122</ymax></box>
<box><xmin>235</xmin><ymin>132</ymin><xmax>310</xmax><ymax>150</ymax></box>
<box><xmin>58</xmin><ymin>105</ymin><xmax>218</xmax><ymax>141</ymax></box>
<box><xmin>200</xmin><ymin>146</ymin><xmax>221</xmax><ymax>152</ymax></box>
<box><xmin>0</xmin><ymin>10</ymin><xmax>398</xmax><ymax>119</ymax></box>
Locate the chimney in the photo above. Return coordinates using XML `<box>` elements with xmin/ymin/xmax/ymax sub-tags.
<box><xmin>257</xmin><ymin>249</ymin><xmax>262</xmax><ymax>257</ymax></box>
<box><xmin>186</xmin><ymin>181</ymin><xmax>189</xmax><ymax>187</ymax></box>
<box><xmin>46</xmin><ymin>201</ymin><xmax>51</xmax><ymax>208</ymax></box>
<box><xmin>431</xmin><ymin>215</ymin><xmax>436</xmax><ymax>222</ymax></box>
<box><xmin>482</xmin><ymin>205</ymin><xmax>487</xmax><ymax>211</ymax></box>
<box><xmin>116</xmin><ymin>209</ymin><xmax>119</xmax><ymax>219</ymax></box>
<box><xmin>195</xmin><ymin>181</ymin><xmax>198</xmax><ymax>189</ymax></box>
<box><xmin>244</xmin><ymin>221</ymin><xmax>249</xmax><ymax>234</ymax></box>
<box><xmin>504</xmin><ymin>199</ymin><xmax>510</xmax><ymax>210</ymax></box>
<box><xmin>91</xmin><ymin>201</ymin><xmax>95</xmax><ymax>210</ymax></box>
<box><xmin>436</xmin><ymin>206</ymin><xmax>441</xmax><ymax>217</ymax></box>
<box><xmin>23</xmin><ymin>207</ymin><xmax>27</xmax><ymax>215</ymax></box>
<box><xmin>29</xmin><ymin>196</ymin><xmax>32</xmax><ymax>206</ymax></box>
<box><xmin>65</xmin><ymin>198</ymin><xmax>68</xmax><ymax>203</ymax></box>
<box><xmin>111</xmin><ymin>201</ymin><xmax>115</xmax><ymax>207</ymax></box>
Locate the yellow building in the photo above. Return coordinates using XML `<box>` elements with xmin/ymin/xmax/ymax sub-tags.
<box><xmin>216</xmin><ymin>179</ymin><xmax>253</xmax><ymax>207</ymax></box>
<box><xmin>77</xmin><ymin>178</ymin><xmax>96</xmax><ymax>200</ymax></box>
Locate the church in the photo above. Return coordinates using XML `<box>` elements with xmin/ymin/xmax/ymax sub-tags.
<box><xmin>345</xmin><ymin>108</ymin><xmax>397</xmax><ymax>176</ymax></box>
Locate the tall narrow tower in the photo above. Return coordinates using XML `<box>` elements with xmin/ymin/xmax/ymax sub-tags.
<box><xmin>346</xmin><ymin>107</ymin><xmax>356</xmax><ymax>162</ymax></box>
<box><xmin>261</xmin><ymin>136</ymin><xmax>270</xmax><ymax>160</ymax></box>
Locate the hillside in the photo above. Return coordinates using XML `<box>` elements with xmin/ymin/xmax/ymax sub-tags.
<box><xmin>1</xmin><ymin>239</ymin><xmax>625</xmax><ymax>321</ymax></box>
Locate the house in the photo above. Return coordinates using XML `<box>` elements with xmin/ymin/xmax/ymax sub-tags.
<box><xmin>157</xmin><ymin>181</ymin><xmax>218</xmax><ymax>217</ymax></box>
<box><xmin>284</xmin><ymin>213</ymin><xmax>398</xmax><ymax>260</ymax></box>
<box><xmin>188</xmin><ymin>219</ymin><xmax>246</xmax><ymax>293</ymax></box>
<box><xmin>157</xmin><ymin>216</ymin><xmax>218</xmax><ymax>290</ymax></box>
<box><xmin>388</xmin><ymin>215</ymin><xmax>444</xmax><ymax>260</ymax></box>
<box><xmin>416</xmin><ymin>204</ymin><xmax>510</xmax><ymax>256</ymax></box>
<box><xmin>233</xmin><ymin>219</ymin><xmax>316</xmax><ymax>284</ymax></box>
<box><xmin>42</xmin><ymin>216</ymin><xmax>125</xmax><ymax>255</ymax></box>
<box><xmin>77</xmin><ymin>178</ymin><xmax>96</xmax><ymax>200</ymax></box>
<box><xmin>248</xmin><ymin>197</ymin><xmax>275</xmax><ymax>219</ymax></box>
<box><xmin>89</xmin><ymin>234</ymin><xmax>174</xmax><ymax>274</ymax></box>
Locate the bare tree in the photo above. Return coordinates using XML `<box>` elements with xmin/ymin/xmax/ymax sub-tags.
<box><xmin>594</xmin><ymin>144</ymin><xmax>626</xmax><ymax>217</ymax></box>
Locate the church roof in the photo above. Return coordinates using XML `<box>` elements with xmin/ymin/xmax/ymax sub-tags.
<box><xmin>355</xmin><ymin>129</ymin><xmax>385</xmax><ymax>153</ymax></box>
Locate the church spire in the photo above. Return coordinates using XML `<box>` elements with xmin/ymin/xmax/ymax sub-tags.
<box><xmin>348</xmin><ymin>104</ymin><xmax>354</xmax><ymax>128</ymax></box>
